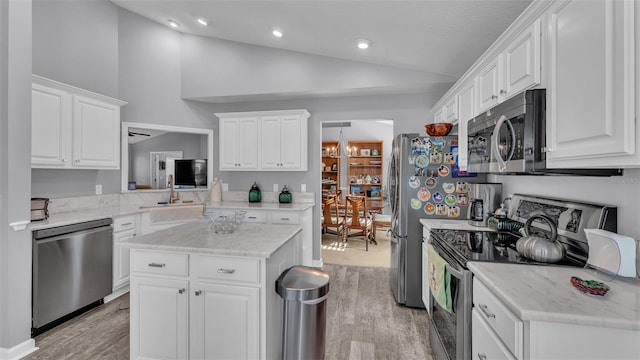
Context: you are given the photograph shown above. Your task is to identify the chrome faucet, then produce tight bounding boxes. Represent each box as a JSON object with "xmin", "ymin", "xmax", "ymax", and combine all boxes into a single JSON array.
[{"xmin": 167, "ymin": 174, "xmax": 179, "ymax": 204}]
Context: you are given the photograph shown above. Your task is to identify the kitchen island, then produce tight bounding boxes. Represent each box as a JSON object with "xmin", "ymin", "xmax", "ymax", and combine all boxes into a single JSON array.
[
  {"xmin": 469, "ymin": 262, "xmax": 640, "ymax": 359},
  {"xmin": 121, "ymin": 221, "xmax": 303, "ymax": 360}
]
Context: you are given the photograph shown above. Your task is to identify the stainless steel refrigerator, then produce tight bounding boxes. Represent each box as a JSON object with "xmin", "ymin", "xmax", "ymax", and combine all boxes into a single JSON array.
[{"xmin": 388, "ymin": 133, "xmax": 483, "ymax": 307}]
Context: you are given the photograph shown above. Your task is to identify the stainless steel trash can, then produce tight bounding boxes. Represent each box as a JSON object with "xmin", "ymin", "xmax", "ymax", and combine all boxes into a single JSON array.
[{"xmin": 276, "ymin": 266, "xmax": 330, "ymax": 360}]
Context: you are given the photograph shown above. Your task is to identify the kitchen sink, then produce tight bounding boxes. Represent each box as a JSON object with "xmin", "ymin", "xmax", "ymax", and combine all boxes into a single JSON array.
[{"xmin": 141, "ymin": 203, "xmax": 204, "ymax": 223}]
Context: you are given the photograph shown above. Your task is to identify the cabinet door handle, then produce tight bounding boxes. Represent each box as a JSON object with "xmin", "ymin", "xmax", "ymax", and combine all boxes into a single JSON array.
[
  {"xmin": 195, "ymin": 290, "xmax": 202, "ymax": 296},
  {"xmin": 500, "ymin": 89, "xmax": 506, "ymax": 94},
  {"xmin": 217, "ymin": 268, "xmax": 236, "ymax": 274},
  {"xmin": 120, "ymin": 222, "xmax": 132, "ymax": 227},
  {"xmin": 477, "ymin": 353, "xmax": 487, "ymax": 360},
  {"xmin": 178, "ymin": 288, "xmax": 185, "ymax": 294},
  {"xmin": 478, "ymin": 304, "xmax": 496, "ymax": 318},
  {"xmin": 491, "ymin": 95, "xmax": 498, "ymax": 100},
  {"xmin": 148, "ymin": 263, "xmax": 166, "ymax": 268},
  {"xmin": 280, "ymin": 218, "xmax": 290, "ymax": 221},
  {"xmin": 61, "ymin": 158, "xmax": 67, "ymax": 163}
]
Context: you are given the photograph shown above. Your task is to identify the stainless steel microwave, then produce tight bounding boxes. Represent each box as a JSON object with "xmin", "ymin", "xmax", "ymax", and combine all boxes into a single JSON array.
[{"xmin": 467, "ymin": 89, "xmax": 622, "ymax": 176}]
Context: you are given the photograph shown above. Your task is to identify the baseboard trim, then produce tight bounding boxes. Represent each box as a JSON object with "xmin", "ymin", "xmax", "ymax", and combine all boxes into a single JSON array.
[
  {"xmin": 104, "ymin": 285, "xmax": 129, "ymax": 303},
  {"xmin": 313, "ymin": 259, "xmax": 324, "ymax": 267},
  {"xmin": 0, "ymin": 339, "xmax": 37, "ymax": 360}
]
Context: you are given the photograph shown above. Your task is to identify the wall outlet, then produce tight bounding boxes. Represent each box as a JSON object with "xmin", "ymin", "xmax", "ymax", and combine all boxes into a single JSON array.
[
  {"xmin": 95, "ymin": 184, "xmax": 102, "ymax": 195},
  {"xmin": 273, "ymin": 184, "xmax": 278, "ymax": 192},
  {"xmin": 222, "ymin": 183, "xmax": 229, "ymax": 191},
  {"xmin": 301, "ymin": 184, "xmax": 306, "ymax": 192}
]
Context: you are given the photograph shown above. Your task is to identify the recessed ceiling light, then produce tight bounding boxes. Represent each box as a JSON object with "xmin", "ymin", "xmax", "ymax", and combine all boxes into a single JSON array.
[
  {"xmin": 195, "ymin": 16, "xmax": 209, "ymax": 26},
  {"xmin": 357, "ymin": 38, "xmax": 371, "ymax": 50},
  {"xmin": 272, "ymin": 27, "xmax": 283, "ymax": 38},
  {"xmin": 168, "ymin": 20, "xmax": 179, "ymax": 28}
]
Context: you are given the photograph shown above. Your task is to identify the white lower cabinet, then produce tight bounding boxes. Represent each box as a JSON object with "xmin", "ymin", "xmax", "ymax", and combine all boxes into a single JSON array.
[
  {"xmin": 472, "ymin": 277, "xmax": 640, "ymax": 360},
  {"xmin": 112, "ymin": 214, "xmax": 139, "ymax": 292},
  {"xmin": 421, "ymin": 242, "xmax": 430, "ymax": 315},
  {"xmin": 130, "ymin": 276, "xmax": 189, "ymax": 360},
  {"xmin": 190, "ymin": 282, "xmax": 259, "ymax": 359},
  {"xmin": 130, "ymin": 233, "xmax": 297, "ymax": 360}
]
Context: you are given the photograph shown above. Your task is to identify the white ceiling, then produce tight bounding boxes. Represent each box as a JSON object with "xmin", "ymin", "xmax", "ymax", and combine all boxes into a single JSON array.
[{"xmin": 111, "ymin": 0, "xmax": 532, "ymax": 78}]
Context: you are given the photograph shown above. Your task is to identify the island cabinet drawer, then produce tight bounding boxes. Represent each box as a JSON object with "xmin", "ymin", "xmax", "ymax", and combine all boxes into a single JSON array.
[
  {"xmin": 243, "ymin": 211, "xmax": 267, "ymax": 224},
  {"xmin": 114, "ymin": 214, "xmax": 136, "ymax": 232},
  {"xmin": 270, "ymin": 212, "xmax": 300, "ymax": 225},
  {"xmin": 131, "ymin": 250, "xmax": 189, "ymax": 277},
  {"xmin": 196, "ymin": 256, "xmax": 260, "ymax": 284},
  {"xmin": 473, "ymin": 278, "xmax": 523, "ymax": 358}
]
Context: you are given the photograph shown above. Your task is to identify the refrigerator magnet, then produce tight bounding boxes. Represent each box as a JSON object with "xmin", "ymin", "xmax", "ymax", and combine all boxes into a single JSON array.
[
  {"xmin": 435, "ymin": 204, "xmax": 447, "ymax": 216},
  {"xmin": 425, "ymin": 177, "xmax": 437, "ymax": 189},
  {"xmin": 444, "ymin": 152, "xmax": 456, "ymax": 165},
  {"xmin": 415, "ymin": 155, "xmax": 429, "ymax": 168},
  {"xmin": 457, "ymin": 194, "xmax": 469, "ymax": 206},
  {"xmin": 409, "ymin": 176, "xmax": 421, "ymax": 188},
  {"xmin": 448, "ymin": 206, "xmax": 461, "ymax": 217},
  {"xmin": 430, "ymin": 151, "xmax": 443, "ymax": 164},
  {"xmin": 438, "ymin": 165, "xmax": 450, "ymax": 177},
  {"xmin": 432, "ymin": 192, "xmax": 444, "ymax": 204},
  {"xmin": 410, "ymin": 198, "xmax": 422, "ymax": 210},
  {"xmin": 445, "ymin": 195, "xmax": 456, "ymax": 206},
  {"xmin": 442, "ymin": 182, "xmax": 455, "ymax": 193},
  {"xmin": 418, "ymin": 188, "xmax": 431, "ymax": 202},
  {"xmin": 456, "ymin": 181, "xmax": 470, "ymax": 193},
  {"xmin": 424, "ymin": 202, "xmax": 436, "ymax": 215}
]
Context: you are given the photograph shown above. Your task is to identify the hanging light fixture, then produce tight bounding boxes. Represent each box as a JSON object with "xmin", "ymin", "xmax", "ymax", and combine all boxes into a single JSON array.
[{"xmin": 329, "ymin": 127, "xmax": 356, "ymax": 158}]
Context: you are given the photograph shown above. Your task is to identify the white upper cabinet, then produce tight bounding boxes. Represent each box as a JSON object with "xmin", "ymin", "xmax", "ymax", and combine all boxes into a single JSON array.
[
  {"xmin": 478, "ymin": 19, "xmax": 541, "ymax": 114},
  {"xmin": 545, "ymin": 0, "xmax": 637, "ymax": 167},
  {"xmin": 217, "ymin": 109, "xmax": 309, "ymax": 171},
  {"xmin": 504, "ymin": 19, "xmax": 541, "ymax": 99},
  {"xmin": 31, "ymin": 75, "xmax": 126, "ymax": 169},
  {"xmin": 218, "ymin": 117, "xmax": 259, "ymax": 170},
  {"xmin": 457, "ymin": 80, "xmax": 476, "ymax": 171},
  {"xmin": 433, "ymin": 108, "xmax": 445, "ymax": 123},
  {"xmin": 477, "ymin": 56, "xmax": 503, "ymax": 113}
]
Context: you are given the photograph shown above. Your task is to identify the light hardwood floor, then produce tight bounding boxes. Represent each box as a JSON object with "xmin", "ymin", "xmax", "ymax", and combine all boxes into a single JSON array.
[{"xmin": 24, "ymin": 265, "xmax": 431, "ymax": 360}]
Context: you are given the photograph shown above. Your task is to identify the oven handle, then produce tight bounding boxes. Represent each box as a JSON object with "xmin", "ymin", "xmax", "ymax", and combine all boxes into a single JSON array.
[{"xmin": 444, "ymin": 262, "xmax": 464, "ymax": 280}]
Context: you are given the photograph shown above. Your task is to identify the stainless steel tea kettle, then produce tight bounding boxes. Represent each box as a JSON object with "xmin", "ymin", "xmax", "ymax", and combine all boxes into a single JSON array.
[{"xmin": 516, "ymin": 214, "xmax": 566, "ymax": 263}]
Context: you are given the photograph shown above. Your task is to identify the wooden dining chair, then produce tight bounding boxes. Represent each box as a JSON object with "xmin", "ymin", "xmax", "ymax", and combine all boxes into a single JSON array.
[
  {"xmin": 343, "ymin": 196, "xmax": 374, "ymax": 250},
  {"xmin": 322, "ymin": 195, "xmax": 344, "ymax": 242}
]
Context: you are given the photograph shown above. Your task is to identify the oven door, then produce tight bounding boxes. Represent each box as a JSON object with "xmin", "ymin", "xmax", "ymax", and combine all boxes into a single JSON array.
[{"xmin": 428, "ymin": 241, "xmax": 473, "ymax": 360}]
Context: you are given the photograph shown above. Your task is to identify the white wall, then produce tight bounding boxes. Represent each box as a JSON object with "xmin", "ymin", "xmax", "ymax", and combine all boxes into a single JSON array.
[
  {"xmin": 491, "ymin": 170, "xmax": 640, "ymax": 240},
  {"xmin": 0, "ymin": 0, "xmax": 33, "ymax": 353}
]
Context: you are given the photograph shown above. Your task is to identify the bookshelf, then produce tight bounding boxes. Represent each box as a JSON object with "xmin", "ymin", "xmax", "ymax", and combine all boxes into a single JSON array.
[
  {"xmin": 347, "ymin": 140, "xmax": 383, "ymax": 200},
  {"xmin": 321, "ymin": 141, "xmax": 340, "ymax": 199}
]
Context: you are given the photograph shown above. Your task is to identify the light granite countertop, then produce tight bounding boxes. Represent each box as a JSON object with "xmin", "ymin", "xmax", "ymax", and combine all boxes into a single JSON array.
[
  {"xmin": 204, "ymin": 201, "xmax": 314, "ymax": 211},
  {"xmin": 120, "ymin": 221, "xmax": 302, "ymax": 258},
  {"xmin": 30, "ymin": 204, "xmax": 146, "ymax": 231},
  {"xmin": 469, "ymin": 262, "xmax": 640, "ymax": 331},
  {"xmin": 419, "ymin": 218, "xmax": 494, "ymax": 232}
]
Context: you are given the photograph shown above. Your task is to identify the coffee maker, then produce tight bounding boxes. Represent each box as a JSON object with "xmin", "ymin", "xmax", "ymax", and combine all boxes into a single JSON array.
[{"xmin": 467, "ymin": 183, "xmax": 502, "ymax": 226}]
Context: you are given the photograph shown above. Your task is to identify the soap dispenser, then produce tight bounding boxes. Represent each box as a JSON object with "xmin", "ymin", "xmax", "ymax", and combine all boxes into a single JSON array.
[
  {"xmin": 279, "ymin": 185, "xmax": 292, "ymax": 204},
  {"xmin": 249, "ymin": 182, "xmax": 262, "ymax": 203}
]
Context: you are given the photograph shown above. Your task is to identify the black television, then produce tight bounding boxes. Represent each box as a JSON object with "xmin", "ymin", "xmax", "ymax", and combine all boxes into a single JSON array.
[{"xmin": 174, "ymin": 159, "xmax": 207, "ymax": 187}]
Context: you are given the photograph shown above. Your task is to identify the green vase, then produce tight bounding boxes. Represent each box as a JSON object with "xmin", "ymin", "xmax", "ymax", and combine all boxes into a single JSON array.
[
  {"xmin": 249, "ymin": 182, "xmax": 261, "ymax": 203},
  {"xmin": 279, "ymin": 186, "xmax": 292, "ymax": 204}
]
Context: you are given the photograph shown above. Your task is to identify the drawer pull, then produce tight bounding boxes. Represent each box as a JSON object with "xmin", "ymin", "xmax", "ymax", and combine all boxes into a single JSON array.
[
  {"xmin": 477, "ymin": 353, "xmax": 487, "ymax": 360},
  {"xmin": 248, "ymin": 216, "xmax": 257, "ymax": 219},
  {"xmin": 195, "ymin": 290, "xmax": 202, "ymax": 296},
  {"xmin": 178, "ymin": 288, "xmax": 185, "ymax": 294},
  {"xmin": 217, "ymin": 268, "xmax": 236, "ymax": 274},
  {"xmin": 148, "ymin": 263, "xmax": 166, "ymax": 268},
  {"xmin": 478, "ymin": 304, "xmax": 496, "ymax": 318},
  {"xmin": 280, "ymin": 218, "xmax": 290, "ymax": 221},
  {"xmin": 120, "ymin": 222, "xmax": 132, "ymax": 226}
]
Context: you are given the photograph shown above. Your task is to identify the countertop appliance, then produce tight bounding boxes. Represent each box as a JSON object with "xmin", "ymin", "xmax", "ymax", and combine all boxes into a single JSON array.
[
  {"xmin": 426, "ymin": 194, "xmax": 617, "ymax": 360},
  {"xmin": 388, "ymin": 133, "xmax": 485, "ymax": 308},
  {"xmin": 467, "ymin": 183, "xmax": 501, "ymax": 227},
  {"xmin": 467, "ymin": 89, "xmax": 622, "ymax": 176},
  {"xmin": 32, "ymin": 218, "xmax": 113, "ymax": 335}
]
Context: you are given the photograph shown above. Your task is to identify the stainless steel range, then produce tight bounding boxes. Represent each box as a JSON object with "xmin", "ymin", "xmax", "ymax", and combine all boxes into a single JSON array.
[{"xmin": 425, "ymin": 194, "xmax": 617, "ymax": 360}]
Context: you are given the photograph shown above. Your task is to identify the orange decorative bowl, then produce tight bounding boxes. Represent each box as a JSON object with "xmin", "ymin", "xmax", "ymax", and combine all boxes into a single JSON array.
[{"xmin": 425, "ymin": 122, "xmax": 453, "ymax": 136}]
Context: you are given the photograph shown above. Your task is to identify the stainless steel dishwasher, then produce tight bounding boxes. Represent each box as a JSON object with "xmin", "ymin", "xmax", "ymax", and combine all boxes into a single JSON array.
[{"xmin": 32, "ymin": 218, "xmax": 113, "ymax": 334}]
